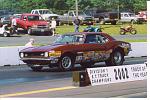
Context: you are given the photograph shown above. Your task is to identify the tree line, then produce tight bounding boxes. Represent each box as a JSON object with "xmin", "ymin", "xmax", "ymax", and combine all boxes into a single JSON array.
[{"xmin": 0, "ymin": 0, "xmax": 147, "ymax": 14}]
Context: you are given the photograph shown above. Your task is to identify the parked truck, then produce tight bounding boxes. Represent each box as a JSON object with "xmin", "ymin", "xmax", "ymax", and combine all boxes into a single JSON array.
[
  {"xmin": 31, "ymin": 9, "xmax": 60, "ymax": 26},
  {"xmin": 16, "ymin": 13, "xmax": 52, "ymax": 35},
  {"xmin": 59, "ymin": 10, "xmax": 94, "ymax": 25},
  {"xmin": 85, "ymin": 9, "xmax": 120, "ymax": 25},
  {"xmin": 120, "ymin": 12, "xmax": 145, "ymax": 24}
]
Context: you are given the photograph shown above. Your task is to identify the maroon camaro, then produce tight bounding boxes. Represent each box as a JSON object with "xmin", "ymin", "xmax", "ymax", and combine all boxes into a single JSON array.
[{"xmin": 19, "ymin": 32, "xmax": 131, "ymax": 71}]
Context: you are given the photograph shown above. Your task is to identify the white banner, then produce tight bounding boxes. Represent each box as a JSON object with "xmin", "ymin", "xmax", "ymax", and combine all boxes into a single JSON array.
[{"xmin": 87, "ymin": 64, "xmax": 147, "ymax": 86}]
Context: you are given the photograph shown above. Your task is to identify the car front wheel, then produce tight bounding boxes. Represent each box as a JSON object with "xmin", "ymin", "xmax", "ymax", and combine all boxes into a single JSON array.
[
  {"xmin": 105, "ymin": 50, "xmax": 124, "ymax": 66},
  {"xmin": 59, "ymin": 55, "xmax": 75, "ymax": 71}
]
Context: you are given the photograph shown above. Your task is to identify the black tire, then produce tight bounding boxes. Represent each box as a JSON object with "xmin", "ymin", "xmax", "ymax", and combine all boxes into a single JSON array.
[
  {"xmin": 80, "ymin": 62, "xmax": 95, "ymax": 68},
  {"xmin": 3, "ymin": 32, "xmax": 9, "ymax": 37},
  {"xmin": 130, "ymin": 29, "xmax": 137, "ymax": 35},
  {"xmin": 29, "ymin": 65, "xmax": 43, "ymax": 72},
  {"xmin": 27, "ymin": 27, "xmax": 32, "ymax": 35},
  {"xmin": 111, "ymin": 21, "xmax": 116, "ymax": 25},
  {"xmin": 105, "ymin": 50, "xmax": 124, "ymax": 66},
  {"xmin": 120, "ymin": 29, "xmax": 125, "ymax": 35},
  {"xmin": 99, "ymin": 18, "xmax": 105, "ymax": 24},
  {"xmin": 58, "ymin": 55, "xmax": 75, "ymax": 71},
  {"xmin": 131, "ymin": 19, "xmax": 135, "ymax": 24}
]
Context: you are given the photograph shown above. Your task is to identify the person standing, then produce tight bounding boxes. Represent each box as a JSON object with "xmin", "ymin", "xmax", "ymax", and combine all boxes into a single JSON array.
[
  {"xmin": 11, "ymin": 17, "xmax": 18, "ymax": 34},
  {"xmin": 51, "ymin": 18, "xmax": 56, "ymax": 36},
  {"xmin": 73, "ymin": 17, "xmax": 80, "ymax": 32},
  {"xmin": 25, "ymin": 38, "xmax": 35, "ymax": 47}
]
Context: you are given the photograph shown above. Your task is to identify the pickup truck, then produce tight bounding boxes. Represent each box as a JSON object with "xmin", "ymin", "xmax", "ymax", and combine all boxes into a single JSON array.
[
  {"xmin": 16, "ymin": 13, "xmax": 52, "ymax": 35},
  {"xmin": 120, "ymin": 12, "xmax": 144, "ymax": 24},
  {"xmin": 31, "ymin": 9, "xmax": 60, "ymax": 26},
  {"xmin": 85, "ymin": 9, "xmax": 119, "ymax": 25},
  {"xmin": 59, "ymin": 10, "xmax": 94, "ymax": 25}
]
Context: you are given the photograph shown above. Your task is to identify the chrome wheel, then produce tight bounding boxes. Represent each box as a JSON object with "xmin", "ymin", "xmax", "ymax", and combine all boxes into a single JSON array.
[
  {"xmin": 59, "ymin": 55, "xmax": 75, "ymax": 71},
  {"xmin": 113, "ymin": 51, "xmax": 122, "ymax": 65},
  {"xmin": 61, "ymin": 56, "xmax": 72, "ymax": 69},
  {"xmin": 105, "ymin": 50, "xmax": 124, "ymax": 66}
]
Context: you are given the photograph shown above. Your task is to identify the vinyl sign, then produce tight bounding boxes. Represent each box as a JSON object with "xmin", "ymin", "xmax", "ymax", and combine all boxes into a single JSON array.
[{"xmin": 87, "ymin": 64, "xmax": 147, "ymax": 86}]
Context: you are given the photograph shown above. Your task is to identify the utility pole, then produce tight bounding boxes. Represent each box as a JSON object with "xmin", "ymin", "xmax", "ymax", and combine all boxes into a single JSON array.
[
  {"xmin": 75, "ymin": 0, "xmax": 78, "ymax": 17},
  {"xmin": 118, "ymin": 0, "xmax": 120, "ymax": 20}
]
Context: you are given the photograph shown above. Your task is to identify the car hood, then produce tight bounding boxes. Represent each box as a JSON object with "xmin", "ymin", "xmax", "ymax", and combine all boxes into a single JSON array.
[
  {"xmin": 42, "ymin": 14, "xmax": 59, "ymax": 17},
  {"xmin": 21, "ymin": 43, "xmax": 64, "ymax": 52}
]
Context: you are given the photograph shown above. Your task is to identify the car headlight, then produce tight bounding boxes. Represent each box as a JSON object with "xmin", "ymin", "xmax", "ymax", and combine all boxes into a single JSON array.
[
  {"xmin": 44, "ymin": 52, "xmax": 49, "ymax": 57},
  {"xmin": 20, "ymin": 53, "xmax": 24, "ymax": 58}
]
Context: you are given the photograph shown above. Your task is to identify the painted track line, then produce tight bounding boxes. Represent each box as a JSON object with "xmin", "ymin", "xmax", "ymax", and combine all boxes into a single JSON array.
[{"xmin": 0, "ymin": 86, "xmax": 77, "ymax": 98}]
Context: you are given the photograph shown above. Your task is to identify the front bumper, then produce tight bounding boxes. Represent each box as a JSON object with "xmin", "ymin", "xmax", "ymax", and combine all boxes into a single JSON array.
[
  {"xmin": 30, "ymin": 28, "xmax": 52, "ymax": 35},
  {"xmin": 21, "ymin": 57, "xmax": 59, "ymax": 65}
]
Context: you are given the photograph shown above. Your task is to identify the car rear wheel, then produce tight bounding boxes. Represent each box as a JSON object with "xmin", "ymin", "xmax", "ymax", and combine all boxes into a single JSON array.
[
  {"xmin": 59, "ymin": 55, "xmax": 75, "ymax": 71},
  {"xmin": 105, "ymin": 50, "xmax": 124, "ymax": 66}
]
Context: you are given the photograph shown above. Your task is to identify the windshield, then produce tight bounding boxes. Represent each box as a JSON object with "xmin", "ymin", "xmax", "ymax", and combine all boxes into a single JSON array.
[
  {"xmin": 28, "ymin": 15, "xmax": 44, "ymax": 21},
  {"xmin": 55, "ymin": 34, "xmax": 84, "ymax": 44},
  {"xmin": 129, "ymin": 13, "xmax": 135, "ymax": 17},
  {"xmin": 39, "ymin": 10, "xmax": 53, "ymax": 14}
]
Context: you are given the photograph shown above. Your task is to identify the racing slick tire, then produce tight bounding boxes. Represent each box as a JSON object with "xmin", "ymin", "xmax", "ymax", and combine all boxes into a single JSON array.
[
  {"xmin": 105, "ymin": 50, "xmax": 124, "ymax": 66},
  {"xmin": 58, "ymin": 54, "xmax": 75, "ymax": 71},
  {"xmin": 28, "ymin": 65, "xmax": 43, "ymax": 72}
]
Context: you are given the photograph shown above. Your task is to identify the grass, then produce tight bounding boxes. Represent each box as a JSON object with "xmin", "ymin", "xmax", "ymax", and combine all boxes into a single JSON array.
[
  {"xmin": 56, "ymin": 23, "xmax": 147, "ymax": 36},
  {"xmin": 122, "ymin": 39, "xmax": 147, "ymax": 42}
]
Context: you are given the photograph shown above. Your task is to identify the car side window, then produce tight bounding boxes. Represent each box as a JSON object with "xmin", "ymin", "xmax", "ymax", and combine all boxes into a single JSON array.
[
  {"xmin": 34, "ymin": 11, "xmax": 39, "ymax": 14},
  {"xmin": 124, "ymin": 14, "xmax": 129, "ymax": 17},
  {"xmin": 96, "ymin": 35, "xmax": 109, "ymax": 44},
  {"xmin": 85, "ymin": 34, "xmax": 97, "ymax": 44}
]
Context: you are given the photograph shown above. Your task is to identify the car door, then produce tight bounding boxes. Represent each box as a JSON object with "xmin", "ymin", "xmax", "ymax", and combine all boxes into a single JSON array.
[
  {"xmin": 83, "ymin": 34, "xmax": 110, "ymax": 61},
  {"xmin": 121, "ymin": 13, "xmax": 130, "ymax": 22}
]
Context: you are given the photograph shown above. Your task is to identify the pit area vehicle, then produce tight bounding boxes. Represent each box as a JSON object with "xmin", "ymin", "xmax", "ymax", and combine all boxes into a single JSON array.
[
  {"xmin": 16, "ymin": 13, "xmax": 52, "ymax": 35},
  {"xmin": 85, "ymin": 9, "xmax": 120, "ymax": 25},
  {"xmin": 83, "ymin": 25, "xmax": 102, "ymax": 32},
  {"xmin": 120, "ymin": 12, "xmax": 144, "ymax": 24},
  {"xmin": 120, "ymin": 25, "xmax": 137, "ymax": 35},
  {"xmin": 0, "ymin": 24, "xmax": 12, "ymax": 37},
  {"xmin": 31, "ymin": 9, "xmax": 60, "ymax": 26},
  {"xmin": 59, "ymin": 10, "xmax": 94, "ymax": 25},
  {"xmin": 20, "ymin": 32, "xmax": 131, "ymax": 71}
]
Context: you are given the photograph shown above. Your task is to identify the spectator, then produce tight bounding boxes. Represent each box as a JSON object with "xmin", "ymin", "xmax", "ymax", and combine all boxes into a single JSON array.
[
  {"xmin": 51, "ymin": 18, "xmax": 56, "ymax": 36},
  {"xmin": 73, "ymin": 17, "xmax": 80, "ymax": 32},
  {"xmin": 11, "ymin": 17, "xmax": 17, "ymax": 34},
  {"xmin": 25, "ymin": 38, "xmax": 35, "ymax": 47}
]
